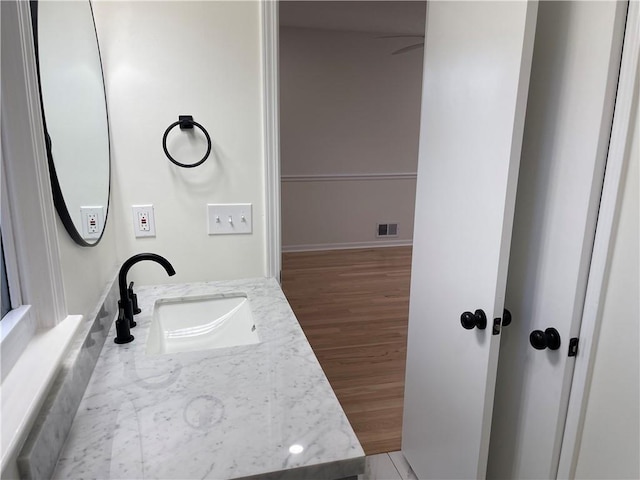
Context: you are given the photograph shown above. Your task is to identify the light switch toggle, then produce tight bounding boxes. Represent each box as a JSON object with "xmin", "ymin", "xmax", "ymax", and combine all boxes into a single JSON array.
[{"xmin": 207, "ymin": 204, "xmax": 252, "ymax": 235}]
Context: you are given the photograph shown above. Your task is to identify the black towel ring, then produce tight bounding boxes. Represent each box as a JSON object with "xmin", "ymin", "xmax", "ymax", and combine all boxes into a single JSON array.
[{"xmin": 162, "ymin": 115, "xmax": 212, "ymax": 168}]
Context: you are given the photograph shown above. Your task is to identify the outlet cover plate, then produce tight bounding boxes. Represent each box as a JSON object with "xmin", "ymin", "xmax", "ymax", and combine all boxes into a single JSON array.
[
  {"xmin": 207, "ymin": 204, "xmax": 252, "ymax": 235},
  {"xmin": 132, "ymin": 205, "xmax": 156, "ymax": 238},
  {"xmin": 80, "ymin": 206, "xmax": 104, "ymax": 239}
]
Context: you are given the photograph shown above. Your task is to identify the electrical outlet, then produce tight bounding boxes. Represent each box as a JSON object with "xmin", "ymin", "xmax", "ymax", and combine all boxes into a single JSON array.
[
  {"xmin": 80, "ymin": 206, "xmax": 104, "ymax": 239},
  {"xmin": 138, "ymin": 211, "xmax": 150, "ymax": 231},
  {"xmin": 87, "ymin": 214, "xmax": 99, "ymax": 234},
  {"xmin": 207, "ymin": 204, "xmax": 252, "ymax": 235},
  {"xmin": 132, "ymin": 205, "xmax": 156, "ymax": 238}
]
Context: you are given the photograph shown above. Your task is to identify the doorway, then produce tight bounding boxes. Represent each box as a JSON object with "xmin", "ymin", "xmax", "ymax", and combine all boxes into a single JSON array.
[
  {"xmin": 268, "ymin": 2, "xmax": 632, "ymax": 476},
  {"xmin": 278, "ymin": 1, "xmax": 426, "ymax": 455}
]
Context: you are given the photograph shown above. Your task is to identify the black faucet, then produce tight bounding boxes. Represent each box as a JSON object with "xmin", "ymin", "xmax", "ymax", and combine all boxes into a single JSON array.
[{"xmin": 115, "ymin": 253, "xmax": 176, "ymax": 344}]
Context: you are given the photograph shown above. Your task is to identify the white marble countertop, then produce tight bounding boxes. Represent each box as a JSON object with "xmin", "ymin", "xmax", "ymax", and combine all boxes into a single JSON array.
[{"xmin": 52, "ymin": 278, "xmax": 364, "ymax": 480}]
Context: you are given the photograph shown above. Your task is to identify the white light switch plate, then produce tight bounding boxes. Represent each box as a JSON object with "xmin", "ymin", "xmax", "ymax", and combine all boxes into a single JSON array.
[
  {"xmin": 132, "ymin": 205, "xmax": 156, "ymax": 238},
  {"xmin": 80, "ymin": 206, "xmax": 104, "ymax": 240},
  {"xmin": 207, "ymin": 204, "xmax": 252, "ymax": 235}
]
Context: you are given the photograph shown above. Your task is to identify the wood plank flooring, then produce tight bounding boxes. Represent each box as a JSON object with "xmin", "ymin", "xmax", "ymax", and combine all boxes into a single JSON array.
[{"xmin": 281, "ymin": 247, "xmax": 412, "ymax": 455}]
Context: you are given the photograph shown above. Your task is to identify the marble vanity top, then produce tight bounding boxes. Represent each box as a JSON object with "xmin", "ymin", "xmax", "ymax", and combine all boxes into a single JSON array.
[{"xmin": 52, "ymin": 278, "xmax": 364, "ymax": 479}]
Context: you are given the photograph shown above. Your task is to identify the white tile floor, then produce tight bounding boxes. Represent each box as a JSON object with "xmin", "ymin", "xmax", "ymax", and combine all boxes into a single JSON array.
[{"xmin": 358, "ymin": 451, "xmax": 418, "ymax": 480}]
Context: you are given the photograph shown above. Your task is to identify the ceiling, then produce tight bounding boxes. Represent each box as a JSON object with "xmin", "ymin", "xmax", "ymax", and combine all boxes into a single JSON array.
[{"xmin": 279, "ymin": 1, "xmax": 427, "ymax": 36}]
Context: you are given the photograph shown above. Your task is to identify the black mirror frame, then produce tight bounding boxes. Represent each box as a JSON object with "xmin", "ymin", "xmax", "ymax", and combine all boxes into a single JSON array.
[{"xmin": 29, "ymin": 0, "xmax": 112, "ymax": 247}]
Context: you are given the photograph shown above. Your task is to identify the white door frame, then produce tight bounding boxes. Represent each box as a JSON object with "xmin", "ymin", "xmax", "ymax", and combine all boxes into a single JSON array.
[
  {"xmin": 557, "ymin": 2, "xmax": 639, "ymax": 477},
  {"xmin": 262, "ymin": 0, "xmax": 281, "ymax": 281},
  {"xmin": 260, "ymin": 0, "xmax": 640, "ymax": 474}
]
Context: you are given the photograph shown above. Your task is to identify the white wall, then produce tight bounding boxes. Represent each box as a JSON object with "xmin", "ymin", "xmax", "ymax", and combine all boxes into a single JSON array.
[
  {"xmin": 57, "ymin": 216, "xmax": 118, "ymax": 320},
  {"xmin": 280, "ymin": 26, "xmax": 422, "ymax": 250},
  {"xmin": 91, "ymin": 1, "xmax": 266, "ymax": 285},
  {"xmin": 575, "ymin": 87, "xmax": 639, "ymax": 480}
]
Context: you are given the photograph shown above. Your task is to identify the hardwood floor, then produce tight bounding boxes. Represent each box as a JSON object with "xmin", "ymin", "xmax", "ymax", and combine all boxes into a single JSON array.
[{"xmin": 281, "ymin": 247, "xmax": 412, "ymax": 455}]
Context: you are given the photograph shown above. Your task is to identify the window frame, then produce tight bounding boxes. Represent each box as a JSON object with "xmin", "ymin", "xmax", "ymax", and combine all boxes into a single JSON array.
[
  {"xmin": 1, "ymin": 0, "xmax": 67, "ymax": 330},
  {"xmin": 1, "ymin": 152, "xmax": 24, "ymax": 314},
  {"xmin": 1, "ymin": 0, "xmax": 75, "ymax": 474}
]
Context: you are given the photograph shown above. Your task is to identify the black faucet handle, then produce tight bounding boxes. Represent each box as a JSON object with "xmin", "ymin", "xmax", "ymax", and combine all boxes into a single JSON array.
[
  {"xmin": 114, "ymin": 303, "xmax": 134, "ymax": 344},
  {"xmin": 128, "ymin": 281, "xmax": 142, "ymax": 315}
]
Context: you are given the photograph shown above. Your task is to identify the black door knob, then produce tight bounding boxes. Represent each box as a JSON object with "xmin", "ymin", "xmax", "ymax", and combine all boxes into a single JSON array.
[
  {"xmin": 529, "ymin": 327, "xmax": 561, "ymax": 350},
  {"xmin": 461, "ymin": 309, "xmax": 487, "ymax": 330},
  {"xmin": 502, "ymin": 308, "xmax": 512, "ymax": 327}
]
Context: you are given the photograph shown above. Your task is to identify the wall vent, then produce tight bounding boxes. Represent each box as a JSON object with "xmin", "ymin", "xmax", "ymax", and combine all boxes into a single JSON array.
[{"xmin": 377, "ymin": 223, "xmax": 398, "ymax": 237}]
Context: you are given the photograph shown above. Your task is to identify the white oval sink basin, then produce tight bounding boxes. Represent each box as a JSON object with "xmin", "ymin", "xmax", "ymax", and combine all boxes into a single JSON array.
[{"xmin": 145, "ymin": 294, "xmax": 259, "ymax": 355}]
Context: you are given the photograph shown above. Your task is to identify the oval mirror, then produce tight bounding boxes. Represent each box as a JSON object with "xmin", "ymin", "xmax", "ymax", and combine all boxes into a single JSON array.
[{"xmin": 30, "ymin": 0, "xmax": 111, "ymax": 246}]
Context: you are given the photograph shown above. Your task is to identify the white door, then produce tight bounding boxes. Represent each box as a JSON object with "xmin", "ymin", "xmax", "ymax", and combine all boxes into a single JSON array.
[
  {"xmin": 487, "ymin": 2, "xmax": 627, "ymax": 478},
  {"xmin": 402, "ymin": 2, "xmax": 537, "ymax": 479}
]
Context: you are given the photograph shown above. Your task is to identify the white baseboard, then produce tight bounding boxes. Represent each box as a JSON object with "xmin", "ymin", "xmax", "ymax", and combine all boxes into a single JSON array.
[{"xmin": 282, "ymin": 239, "xmax": 413, "ymax": 253}]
